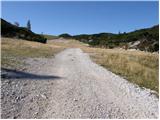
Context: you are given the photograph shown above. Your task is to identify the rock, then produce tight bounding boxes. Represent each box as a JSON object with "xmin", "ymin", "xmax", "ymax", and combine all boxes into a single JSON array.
[
  {"xmin": 74, "ymin": 99, "xmax": 78, "ymax": 102},
  {"xmin": 40, "ymin": 94, "xmax": 47, "ymax": 99},
  {"xmin": 16, "ymin": 96, "xmax": 21, "ymax": 102}
]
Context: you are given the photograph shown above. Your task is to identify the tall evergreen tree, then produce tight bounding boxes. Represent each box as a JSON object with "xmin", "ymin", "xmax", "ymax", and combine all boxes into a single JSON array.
[
  {"xmin": 27, "ymin": 20, "xmax": 31, "ymax": 30},
  {"xmin": 14, "ymin": 22, "xmax": 19, "ymax": 27}
]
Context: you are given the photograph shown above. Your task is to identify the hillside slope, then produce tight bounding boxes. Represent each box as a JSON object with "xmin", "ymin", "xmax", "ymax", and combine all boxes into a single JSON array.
[
  {"xmin": 60, "ymin": 25, "xmax": 159, "ymax": 52},
  {"xmin": 1, "ymin": 19, "xmax": 47, "ymax": 43}
]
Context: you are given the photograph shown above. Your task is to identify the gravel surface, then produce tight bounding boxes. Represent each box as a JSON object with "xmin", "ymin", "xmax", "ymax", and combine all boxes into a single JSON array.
[{"xmin": 1, "ymin": 48, "xmax": 159, "ymax": 119}]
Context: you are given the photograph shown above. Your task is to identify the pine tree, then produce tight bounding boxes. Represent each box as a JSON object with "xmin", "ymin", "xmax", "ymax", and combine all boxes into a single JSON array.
[
  {"xmin": 14, "ymin": 22, "xmax": 19, "ymax": 27},
  {"xmin": 27, "ymin": 20, "xmax": 31, "ymax": 30}
]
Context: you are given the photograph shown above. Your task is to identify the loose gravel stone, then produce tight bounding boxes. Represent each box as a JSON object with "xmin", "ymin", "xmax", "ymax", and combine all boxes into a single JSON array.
[{"xmin": 1, "ymin": 48, "xmax": 158, "ymax": 119}]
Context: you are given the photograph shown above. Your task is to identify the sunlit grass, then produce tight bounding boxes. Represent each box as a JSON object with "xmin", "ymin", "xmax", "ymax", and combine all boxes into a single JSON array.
[
  {"xmin": 82, "ymin": 47, "xmax": 159, "ymax": 92},
  {"xmin": 1, "ymin": 37, "xmax": 65, "ymax": 68}
]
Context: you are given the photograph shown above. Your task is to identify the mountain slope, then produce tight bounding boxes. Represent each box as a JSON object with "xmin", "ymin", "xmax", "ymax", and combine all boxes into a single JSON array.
[
  {"xmin": 1, "ymin": 19, "xmax": 47, "ymax": 43},
  {"xmin": 59, "ymin": 25, "xmax": 159, "ymax": 52}
]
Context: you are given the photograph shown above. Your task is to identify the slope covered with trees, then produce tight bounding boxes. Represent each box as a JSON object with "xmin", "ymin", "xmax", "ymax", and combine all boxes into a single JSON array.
[
  {"xmin": 1, "ymin": 19, "xmax": 47, "ymax": 43},
  {"xmin": 59, "ymin": 25, "xmax": 159, "ymax": 52}
]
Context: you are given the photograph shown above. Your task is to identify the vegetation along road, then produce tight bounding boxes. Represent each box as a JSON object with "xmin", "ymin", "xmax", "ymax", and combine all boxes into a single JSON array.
[{"xmin": 1, "ymin": 38, "xmax": 158, "ymax": 119}]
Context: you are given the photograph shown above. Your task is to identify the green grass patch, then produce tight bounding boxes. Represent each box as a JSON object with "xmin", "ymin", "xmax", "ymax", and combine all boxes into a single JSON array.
[{"xmin": 43, "ymin": 34, "xmax": 58, "ymax": 40}]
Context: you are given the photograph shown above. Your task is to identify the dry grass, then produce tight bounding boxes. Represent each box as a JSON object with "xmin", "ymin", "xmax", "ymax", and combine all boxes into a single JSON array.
[
  {"xmin": 1, "ymin": 37, "xmax": 65, "ymax": 69},
  {"xmin": 82, "ymin": 47, "xmax": 159, "ymax": 92}
]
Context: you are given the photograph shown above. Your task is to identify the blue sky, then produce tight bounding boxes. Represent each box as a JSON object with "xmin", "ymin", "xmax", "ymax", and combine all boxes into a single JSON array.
[{"xmin": 2, "ymin": 1, "xmax": 159, "ymax": 35}]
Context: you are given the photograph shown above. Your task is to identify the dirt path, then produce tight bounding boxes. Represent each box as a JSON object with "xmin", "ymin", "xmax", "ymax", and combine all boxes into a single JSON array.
[{"xmin": 1, "ymin": 48, "xmax": 158, "ymax": 119}]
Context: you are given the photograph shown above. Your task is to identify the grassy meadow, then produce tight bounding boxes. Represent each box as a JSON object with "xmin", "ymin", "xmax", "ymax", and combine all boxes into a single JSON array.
[
  {"xmin": 1, "ymin": 37, "xmax": 65, "ymax": 69},
  {"xmin": 43, "ymin": 34, "xmax": 59, "ymax": 40},
  {"xmin": 82, "ymin": 47, "xmax": 159, "ymax": 92}
]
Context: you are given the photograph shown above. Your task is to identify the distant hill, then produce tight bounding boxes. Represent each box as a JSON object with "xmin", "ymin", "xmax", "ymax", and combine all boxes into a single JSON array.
[
  {"xmin": 59, "ymin": 33, "xmax": 72, "ymax": 39},
  {"xmin": 42, "ymin": 34, "xmax": 58, "ymax": 40},
  {"xmin": 1, "ymin": 19, "xmax": 47, "ymax": 43},
  {"xmin": 59, "ymin": 25, "xmax": 159, "ymax": 52}
]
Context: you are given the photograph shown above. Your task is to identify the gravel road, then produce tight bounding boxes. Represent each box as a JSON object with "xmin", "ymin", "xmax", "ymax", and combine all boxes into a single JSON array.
[{"xmin": 1, "ymin": 48, "xmax": 159, "ymax": 119}]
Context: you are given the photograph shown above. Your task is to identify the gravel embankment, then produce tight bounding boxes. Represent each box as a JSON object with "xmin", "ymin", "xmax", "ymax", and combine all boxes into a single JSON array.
[{"xmin": 1, "ymin": 48, "xmax": 159, "ymax": 119}]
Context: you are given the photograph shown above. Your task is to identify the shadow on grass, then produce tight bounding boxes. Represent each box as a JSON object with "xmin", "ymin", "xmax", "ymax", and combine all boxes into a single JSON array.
[{"xmin": 1, "ymin": 68, "xmax": 61, "ymax": 80}]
